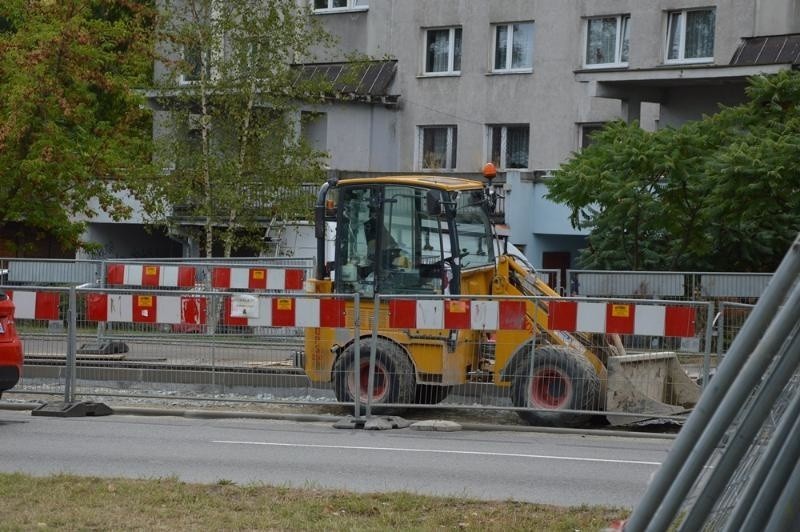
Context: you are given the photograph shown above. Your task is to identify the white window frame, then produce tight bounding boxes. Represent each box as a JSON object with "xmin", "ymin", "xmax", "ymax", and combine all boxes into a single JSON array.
[
  {"xmin": 417, "ymin": 126, "xmax": 457, "ymax": 171},
  {"xmin": 491, "ymin": 22, "xmax": 534, "ymax": 73},
  {"xmin": 583, "ymin": 14, "xmax": 630, "ymax": 68},
  {"xmin": 665, "ymin": 8, "xmax": 715, "ymax": 64},
  {"xmin": 486, "ymin": 124, "xmax": 530, "ymax": 170},
  {"xmin": 312, "ymin": 0, "xmax": 368, "ymax": 14},
  {"xmin": 422, "ymin": 27, "xmax": 462, "ymax": 76}
]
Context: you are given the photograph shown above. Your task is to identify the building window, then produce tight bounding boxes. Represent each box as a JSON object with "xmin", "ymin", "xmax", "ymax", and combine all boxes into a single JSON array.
[
  {"xmin": 424, "ymin": 27, "xmax": 462, "ymax": 75},
  {"xmin": 488, "ymin": 125, "xmax": 529, "ymax": 169},
  {"xmin": 181, "ymin": 44, "xmax": 211, "ymax": 84},
  {"xmin": 584, "ymin": 15, "xmax": 630, "ymax": 67},
  {"xmin": 492, "ymin": 22, "xmax": 534, "ymax": 72},
  {"xmin": 579, "ymin": 123, "xmax": 605, "ymax": 149},
  {"xmin": 313, "ymin": 0, "xmax": 367, "ymax": 12},
  {"xmin": 666, "ymin": 8, "xmax": 715, "ymax": 63},
  {"xmin": 419, "ymin": 126, "xmax": 457, "ymax": 170}
]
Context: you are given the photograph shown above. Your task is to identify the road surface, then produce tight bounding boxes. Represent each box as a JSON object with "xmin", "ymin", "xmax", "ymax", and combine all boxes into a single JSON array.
[{"xmin": 0, "ymin": 409, "xmax": 668, "ymax": 507}]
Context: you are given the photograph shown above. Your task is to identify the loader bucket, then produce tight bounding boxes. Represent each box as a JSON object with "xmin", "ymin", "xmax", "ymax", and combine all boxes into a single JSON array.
[{"xmin": 605, "ymin": 352, "xmax": 701, "ymax": 425}]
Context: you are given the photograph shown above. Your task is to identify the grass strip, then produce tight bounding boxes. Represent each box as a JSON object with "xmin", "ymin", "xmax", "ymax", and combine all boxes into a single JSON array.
[{"xmin": 0, "ymin": 472, "xmax": 628, "ymax": 530}]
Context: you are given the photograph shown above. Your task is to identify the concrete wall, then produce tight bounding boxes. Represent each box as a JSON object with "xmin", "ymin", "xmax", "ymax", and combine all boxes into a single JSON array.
[
  {"xmin": 301, "ymin": 103, "xmax": 399, "ymax": 172},
  {"xmin": 504, "ymin": 172, "xmax": 588, "ymax": 268},
  {"xmin": 755, "ymin": 0, "xmax": 800, "ymax": 35},
  {"xmin": 659, "ymin": 84, "xmax": 751, "ymax": 127}
]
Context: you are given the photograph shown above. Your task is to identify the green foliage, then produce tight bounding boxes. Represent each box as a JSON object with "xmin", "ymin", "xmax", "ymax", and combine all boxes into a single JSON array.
[
  {"xmin": 143, "ymin": 0, "xmax": 341, "ymax": 257},
  {"xmin": 547, "ymin": 70, "xmax": 800, "ymax": 272},
  {"xmin": 0, "ymin": 0, "xmax": 156, "ymax": 253}
]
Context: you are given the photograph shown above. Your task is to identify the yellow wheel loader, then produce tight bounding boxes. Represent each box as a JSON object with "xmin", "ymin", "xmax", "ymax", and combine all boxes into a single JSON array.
[{"xmin": 303, "ymin": 170, "xmax": 700, "ymax": 427}]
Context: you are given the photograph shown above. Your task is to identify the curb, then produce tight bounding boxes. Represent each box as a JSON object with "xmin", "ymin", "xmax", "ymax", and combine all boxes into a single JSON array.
[{"xmin": 0, "ymin": 401, "xmax": 676, "ymax": 439}]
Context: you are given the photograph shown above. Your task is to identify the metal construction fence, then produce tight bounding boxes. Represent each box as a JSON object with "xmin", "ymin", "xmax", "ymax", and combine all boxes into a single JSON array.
[
  {"xmin": 625, "ymin": 234, "xmax": 800, "ymax": 531},
  {"xmin": 0, "ymin": 257, "xmax": 315, "ymax": 290},
  {"xmin": 566, "ymin": 269, "xmax": 771, "ymax": 301},
  {"xmin": 5, "ymin": 282, "xmax": 721, "ymax": 426}
]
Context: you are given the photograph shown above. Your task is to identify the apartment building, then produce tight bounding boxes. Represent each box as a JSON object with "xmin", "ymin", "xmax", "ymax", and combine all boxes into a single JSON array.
[
  {"xmin": 301, "ymin": 0, "xmax": 800, "ymax": 275},
  {"xmin": 80, "ymin": 0, "xmax": 800, "ymax": 266}
]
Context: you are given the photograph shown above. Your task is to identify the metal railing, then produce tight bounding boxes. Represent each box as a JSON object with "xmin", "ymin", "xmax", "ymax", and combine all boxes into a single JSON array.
[
  {"xmin": 566, "ymin": 269, "xmax": 771, "ymax": 301},
  {"xmin": 7, "ymin": 283, "xmax": 716, "ymax": 427}
]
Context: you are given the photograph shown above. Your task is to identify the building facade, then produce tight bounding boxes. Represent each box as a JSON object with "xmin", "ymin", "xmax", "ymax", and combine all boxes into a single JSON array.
[
  {"xmin": 80, "ymin": 0, "xmax": 800, "ymax": 268},
  {"xmin": 303, "ymin": 0, "xmax": 800, "ymax": 275}
]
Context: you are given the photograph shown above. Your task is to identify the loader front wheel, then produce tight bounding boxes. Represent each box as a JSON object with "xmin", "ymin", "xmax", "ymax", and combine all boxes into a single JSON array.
[
  {"xmin": 511, "ymin": 345, "xmax": 601, "ymax": 427},
  {"xmin": 333, "ymin": 339, "xmax": 415, "ymax": 414}
]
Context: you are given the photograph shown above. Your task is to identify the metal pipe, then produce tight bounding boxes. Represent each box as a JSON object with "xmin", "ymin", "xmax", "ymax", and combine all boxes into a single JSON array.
[
  {"xmin": 679, "ymin": 322, "xmax": 800, "ymax": 530},
  {"xmin": 723, "ymin": 370, "xmax": 800, "ymax": 531},
  {"xmin": 645, "ymin": 278, "xmax": 800, "ymax": 531},
  {"xmin": 740, "ymin": 394, "xmax": 800, "ymax": 532},
  {"xmin": 763, "ymin": 456, "xmax": 800, "ymax": 532},
  {"xmin": 626, "ymin": 235, "xmax": 800, "ymax": 531},
  {"xmin": 314, "ymin": 177, "xmax": 337, "ymax": 280}
]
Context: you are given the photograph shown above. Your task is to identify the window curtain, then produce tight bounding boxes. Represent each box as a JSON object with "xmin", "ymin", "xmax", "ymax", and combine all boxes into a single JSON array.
[
  {"xmin": 511, "ymin": 23, "xmax": 533, "ymax": 69},
  {"xmin": 427, "ymin": 30, "xmax": 449, "ymax": 72},
  {"xmin": 453, "ymin": 28, "xmax": 462, "ymax": 71},
  {"xmin": 685, "ymin": 10, "xmax": 715, "ymax": 58},
  {"xmin": 494, "ymin": 25, "xmax": 508, "ymax": 69},
  {"xmin": 505, "ymin": 126, "xmax": 529, "ymax": 169},
  {"xmin": 423, "ymin": 128, "xmax": 448, "ymax": 168},
  {"xmin": 586, "ymin": 18, "xmax": 617, "ymax": 64},
  {"xmin": 620, "ymin": 17, "xmax": 630, "ymax": 63}
]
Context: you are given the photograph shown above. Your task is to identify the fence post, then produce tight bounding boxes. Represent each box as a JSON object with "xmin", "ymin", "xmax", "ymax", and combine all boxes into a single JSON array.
[
  {"xmin": 353, "ymin": 293, "xmax": 361, "ymax": 420},
  {"xmin": 702, "ymin": 302, "xmax": 714, "ymax": 388},
  {"xmin": 365, "ymin": 293, "xmax": 380, "ymax": 419},
  {"xmin": 525, "ymin": 296, "xmax": 539, "ymax": 411},
  {"xmin": 64, "ymin": 286, "xmax": 77, "ymax": 403},
  {"xmin": 717, "ymin": 302, "xmax": 726, "ymax": 360}
]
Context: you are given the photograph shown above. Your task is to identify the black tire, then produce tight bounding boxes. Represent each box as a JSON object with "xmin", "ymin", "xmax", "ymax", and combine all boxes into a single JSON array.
[
  {"xmin": 510, "ymin": 344, "xmax": 601, "ymax": 427},
  {"xmin": 414, "ymin": 384, "xmax": 452, "ymax": 405},
  {"xmin": 333, "ymin": 339, "xmax": 415, "ymax": 414}
]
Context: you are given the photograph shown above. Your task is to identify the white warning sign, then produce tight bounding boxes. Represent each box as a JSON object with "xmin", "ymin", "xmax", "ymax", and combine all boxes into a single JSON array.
[{"xmin": 231, "ymin": 294, "xmax": 259, "ymax": 318}]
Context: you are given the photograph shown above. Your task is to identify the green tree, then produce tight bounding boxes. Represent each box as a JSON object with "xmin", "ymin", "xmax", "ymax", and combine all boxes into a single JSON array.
[
  {"xmin": 0, "ymin": 0, "xmax": 155, "ymax": 254},
  {"xmin": 146, "ymin": 0, "xmax": 340, "ymax": 257},
  {"xmin": 547, "ymin": 71, "xmax": 800, "ymax": 272}
]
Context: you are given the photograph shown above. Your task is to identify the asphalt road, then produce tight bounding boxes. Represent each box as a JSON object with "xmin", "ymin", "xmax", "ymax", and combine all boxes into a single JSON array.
[{"xmin": 0, "ymin": 410, "xmax": 668, "ymax": 508}]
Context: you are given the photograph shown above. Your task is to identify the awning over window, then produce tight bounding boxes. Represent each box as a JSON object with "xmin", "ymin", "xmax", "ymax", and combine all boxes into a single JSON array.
[
  {"xmin": 291, "ymin": 60, "xmax": 399, "ymax": 105},
  {"xmin": 730, "ymin": 34, "xmax": 800, "ymax": 66}
]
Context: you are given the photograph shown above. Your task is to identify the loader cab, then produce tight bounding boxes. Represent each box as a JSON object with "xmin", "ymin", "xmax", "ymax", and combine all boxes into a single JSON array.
[{"xmin": 321, "ymin": 178, "xmax": 495, "ymax": 297}]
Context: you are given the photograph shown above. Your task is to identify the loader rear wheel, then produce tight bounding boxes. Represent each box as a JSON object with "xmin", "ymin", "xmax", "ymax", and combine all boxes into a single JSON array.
[
  {"xmin": 414, "ymin": 384, "xmax": 451, "ymax": 405},
  {"xmin": 333, "ymin": 339, "xmax": 415, "ymax": 414},
  {"xmin": 511, "ymin": 345, "xmax": 601, "ymax": 427}
]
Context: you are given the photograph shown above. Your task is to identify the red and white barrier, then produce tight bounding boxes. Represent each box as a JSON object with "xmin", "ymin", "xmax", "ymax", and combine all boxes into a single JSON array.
[
  {"xmin": 5, "ymin": 291, "xmax": 60, "ymax": 320},
  {"xmin": 211, "ymin": 267, "xmax": 304, "ymax": 291},
  {"xmin": 86, "ymin": 293, "xmax": 207, "ymax": 325},
  {"xmin": 223, "ymin": 296, "xmax": 345, "ymax": 328},
  {"xmin": 548, "ymin": 301, "xmax": 696, "ymax": 337},
  {"xmin": 106, "ymin": 264, "xmax": 195, "ymax": 288},
  {"xmin": 388, "ymin": 299, "xmax": 528, "ymax": 330}
]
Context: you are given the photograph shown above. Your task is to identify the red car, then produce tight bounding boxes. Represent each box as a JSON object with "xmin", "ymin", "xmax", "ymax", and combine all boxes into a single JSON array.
[{"xmin": 0, "ymin": 293, "xmax": 23, "ymax": 397}]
